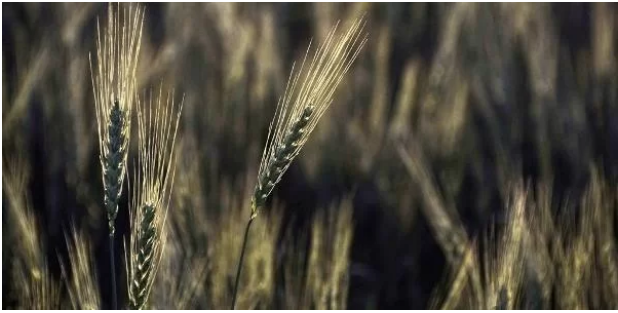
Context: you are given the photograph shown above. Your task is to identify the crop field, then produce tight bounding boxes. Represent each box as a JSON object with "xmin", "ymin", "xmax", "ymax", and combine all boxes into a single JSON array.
[{"xmin": 2, "ymin": 2, "xmax": 618, "ymax": 310}]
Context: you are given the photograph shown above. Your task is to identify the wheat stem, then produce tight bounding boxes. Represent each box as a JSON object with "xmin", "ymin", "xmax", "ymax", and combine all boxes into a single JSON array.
[
  {"xmin": 230, "ymin": 212, "xmax": 257, "ymax": 310},
  {"xmin": 109, "ymin": 236, "xmax": 117, "ymax": 309},
  {"xmin": 61, "ymin": 228, "xmax": 101, "ymax": 310}
]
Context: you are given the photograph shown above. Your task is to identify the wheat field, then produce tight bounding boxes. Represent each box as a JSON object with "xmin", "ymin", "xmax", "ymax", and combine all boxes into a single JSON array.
[{"xmin": 3, "ymin": 2, "xmax": 618, "ymax": 310}]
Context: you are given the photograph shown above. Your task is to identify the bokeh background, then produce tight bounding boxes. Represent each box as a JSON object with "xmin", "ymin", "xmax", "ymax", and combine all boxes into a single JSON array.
[{"xmin": 3, "ymin": 2, "xmax": 618, "ymax": 309}]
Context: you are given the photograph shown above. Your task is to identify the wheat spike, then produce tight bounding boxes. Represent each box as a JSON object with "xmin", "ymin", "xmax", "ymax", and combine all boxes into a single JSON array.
[
  {"xmin": 128, "ymin": 86, "xmax": 183, "ymax": 310},
  {"xmin": 90, "ymin": 2, "xmax": 145, "ymax": 235},
  {"xmin": 231, "ymin": 15, "xmax": 367, "ymax": 310},
  {"xmin": 252, "ymin": 16, "xmax": 368, "ymax": 214},
  {"xmin": 90, "ymin": 4, "xmax": 144, "ymax": 308}
]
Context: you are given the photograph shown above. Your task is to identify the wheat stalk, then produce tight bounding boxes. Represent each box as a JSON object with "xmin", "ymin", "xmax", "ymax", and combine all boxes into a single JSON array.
[
  {"xmin": 89, "ymin": 3, "xmax": 144, "ymax": 308},
  {"xmin": 127, "ymin": 86, "xmax": 183, "ymax": 310},
  {"xmin": 306, "ymin": 198, "xmax": 354, "ymax": 310},
  {"xmin": 61, "ymin": 228, "xmax": 101, "ymax": 310},
  {"xmin": 231, "ymin": 16, "xmax": 367, "ymax": 310},
  {"xmin": 150, "ymin": 226, "xmax": 209, "ymax": 309},
  {"xmin": 483, "ymin": 184, "xmax": 527, "ymax": 310},
  {"xmin": 3, "ymin": 156, "xmax": 60, "ymax": 309}
]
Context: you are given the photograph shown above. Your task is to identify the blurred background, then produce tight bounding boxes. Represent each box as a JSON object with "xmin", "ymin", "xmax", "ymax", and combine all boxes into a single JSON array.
[{"xmin": 3, "ymin": 2, "xmax": 618, "ymax": 309}]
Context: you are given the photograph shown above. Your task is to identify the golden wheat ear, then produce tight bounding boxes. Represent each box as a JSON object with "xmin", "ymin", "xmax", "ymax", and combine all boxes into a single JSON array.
[
  {"xmin": 127, "ymin": 85, "xmax": 184, "ymax": 310},
  {"xmin": 252, "ymin": 15, "xmax": 368, "ymax": 214}
]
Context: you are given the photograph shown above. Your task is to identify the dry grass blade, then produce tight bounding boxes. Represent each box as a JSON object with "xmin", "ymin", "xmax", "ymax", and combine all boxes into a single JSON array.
[
  {"xmin": 127, "ymin": 86, "xmax": 183, "ymax": 310},
  {"xmin": 90, "ymin": 2, "xmax": 145, "ymax": 235},
  {"xmin": 60, "ymin": 228, "xmax": 101, "ymax": 310},
  {"xmin": 252, "ymin": 16, "xmax": 368, "ymax": 214}
]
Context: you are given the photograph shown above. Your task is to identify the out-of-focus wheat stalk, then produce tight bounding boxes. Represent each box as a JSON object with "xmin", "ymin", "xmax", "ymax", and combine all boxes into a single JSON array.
[
  {"xmin": 2, "ymin": 48, "xmax": 49, "ymax": 138},
  {"xmin": 60, "ymin": 228, "xmax": 101, "ymax": 310},
  {"xmin": 127, "ymin": 86, "xmax": 183, "ymax": 309},
  {"xmin": 434, "ymin": 184, "xmax": 534, "ymax": 310},
  {"xmin": 482, "ymin": 184, "xmax": 527, "ymax": 310},
  {"xmin": 89, "ymin": 3, "xmax": 144, "ymax": 308},
  {"xmin": 151, "ymin": 226, "xmax": 209, "ymax": 309},
  {"xmin": 306, "ymin": 197, "xmax": 354, "ymax": 310},
  {"xmin": 553, "ymin": 203, "xmax": 594, "ymax": 309},
  {"xmin": 585, "ymin": 168, "xmax": 618, "ymax": 309},
  {"xmin": 3, "ymin": 156, "xmax": 60, "ymax": 309},
  {"xmin": 279, "ymin": 197, "xmax": 354, "ymax": 310},
  {"xmin": 396, "ymin": 142, "xmax": 468, "ymax": 264},
  {"xmin": 434, "ymin": 170, "xmax": 617, "ymax": 310},
  {"xmin": 230, "ymin": 16, "xmax": 367, "ymax": 309},
  {"xmin": 151, "ymin": 134, "xmax": 214, "ymax": 309},
  {"xmin": 434, "ymin": 240, "xmax": 481, "ymax": 309}
]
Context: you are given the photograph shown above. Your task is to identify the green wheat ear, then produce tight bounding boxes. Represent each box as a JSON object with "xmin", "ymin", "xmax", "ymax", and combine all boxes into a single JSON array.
[
  {"xmin": 91, "ymin": 2, "xmax": 144, "ymax": 236},
  {"xmin": 103, "ymin": 99, "xmax": 128, "ymax": 235},
  {"xmin": 130, "ymin": 203, "xmax": 157, "ymax": 309},
  {"xmin": 252, "ymin": 16, "xmax": 368, "ymax": 216},
  {"xmin": 253, "ymin": 104, "xmax": 314, "ymax": 209},
  {"xmin": 127, "ymin": 86, "xmax": 183, "ymax": 310}
]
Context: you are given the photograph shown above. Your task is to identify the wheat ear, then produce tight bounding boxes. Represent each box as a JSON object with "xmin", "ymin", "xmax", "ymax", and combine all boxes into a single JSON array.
[
  {"xmin": 127, "ymin": 86, "xmax": 183, "ymax": 310},
  {"xmin": 89, "ymin": 3, "xmax": 144, "ymax": 309},
  {"xmin": 231, "ymin": 16, "xmax": 367, "ymax": 310}
]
